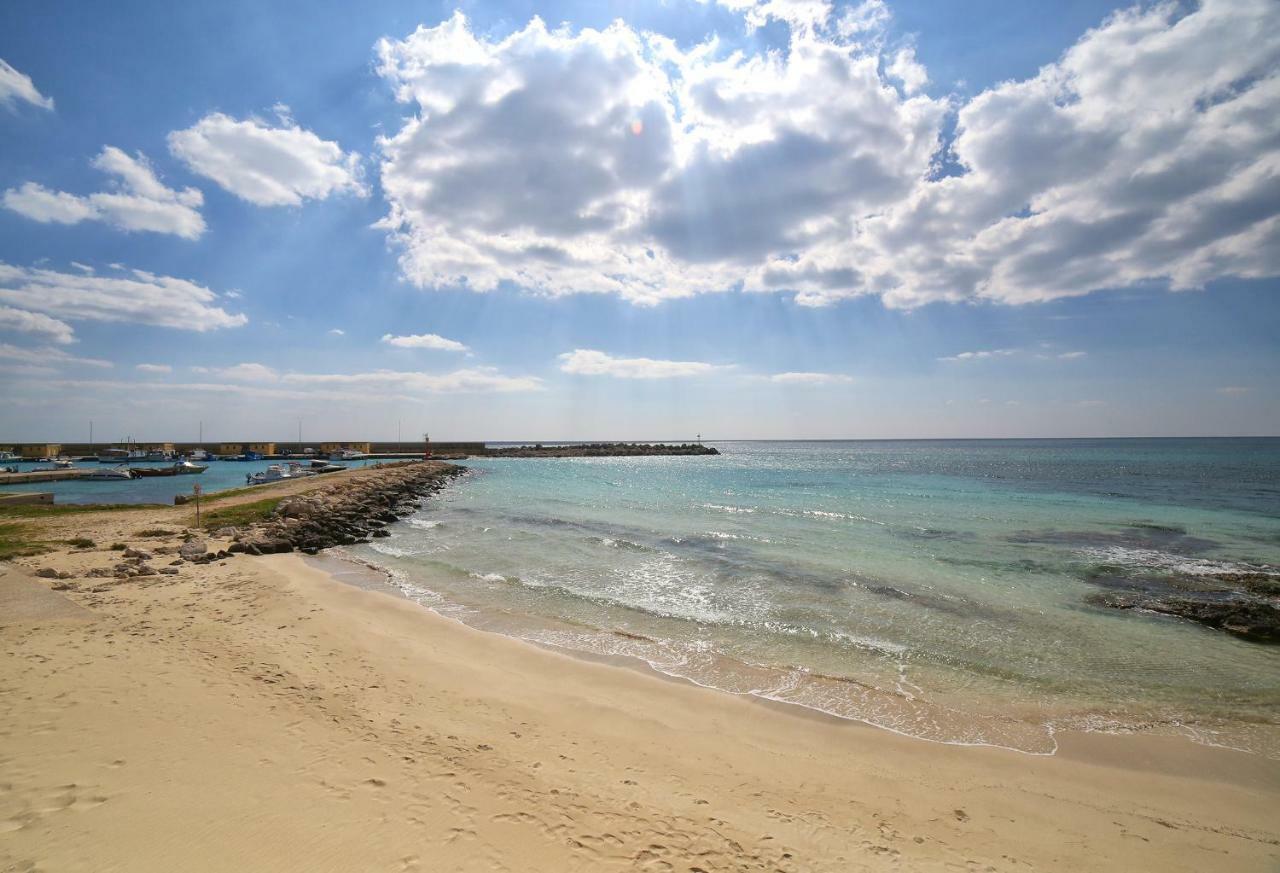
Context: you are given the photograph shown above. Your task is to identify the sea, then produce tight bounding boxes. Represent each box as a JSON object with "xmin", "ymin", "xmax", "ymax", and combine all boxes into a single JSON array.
[{"xmin": 346, "ymin": 439, "xmax": 1280, "ymax": 757}]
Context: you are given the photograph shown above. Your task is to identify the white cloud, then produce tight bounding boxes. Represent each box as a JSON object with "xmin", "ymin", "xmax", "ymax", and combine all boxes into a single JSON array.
[
  {"xmin": 169, "ymin": 112, "xmax": 365, "ymax": 206},
  {"xmin": 558, "ymin": 349, "xmax": 726, "ymax": 379},
  {"xmin": 0, "ymin": 342, "xmax": 111, "ymax": 369},
  {"xmin": 768, "ymin": 371, "xmax": 853, "ymax": 385},
  {"xmin": 886, "ymin": 47, "xmax": 928, "ymax": 95},
  {"xmin": 282, "ymin": 367, "xmax": 542, "ymax": 394},
  {"xmin": 937, "ymin": 348, "xmax": 1017, "ymax": 363},
  {"xmin": 0, "ymin": 59, "xmax": 53, "ymax": 110},
  {"xmin": 209, "ymin": 362, "xmax": 279, "ymax": 382},
  {"xmin": 374, "ymin": 0, "xmax": 1280, "ymax": 310},
  {"xmin": 0, "ymin": 262, "xmax": 247, "ymax": 331},
  {"xmin": 2, "ymin": 147, "xmax": 205, "ymax": 238},
  {"xmin": 328, "ymin": 328, "xmax": 345, "ymax": 336},
  {"xmin": 1057, "ymin": 351, "xmax": 1087, "ymax": 360},
  {"xmin": 381, "ymin": 332, "xmax": 468, "ymax": 352},
  {"xmin": 184, "ymin": 362, "xmax": 539, "ymax": 394},
  {"xmin": 0, "ymin": 305, "xmax": 75, "ymax": 344},
  {"xmin": 135, "ymin": 363, "xmax": 173, "ymax": 374},
  {"xmin": 1217, "ymin": 386, "xmax": 1251, "ymax": 395},
  {"xmin": 375, "ymin": 11, "xmax": 945, "ymax": 305}
]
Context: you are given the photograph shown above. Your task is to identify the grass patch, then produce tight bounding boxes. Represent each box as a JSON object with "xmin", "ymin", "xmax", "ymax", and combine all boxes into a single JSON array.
[
  {"xmin": 134, "ymin": 527, "xmax": 177, "ymax": 538},
  {"xmin": 109, "ymin": 542, "xmax": 126, "ymax": 551},
  {"xmin": 64, "ymin": 537, "xmax": 95, "ymax": 549},
  {"xmin": 198, "ymin": 496, "xmax": 283, "ymax": 530},
  {"xmin": 0, "ymin": 503, "xmax": 156, "ymax": 519},
  {"xmin": 0, "ymin": 521, "xmax": 53, "ymax": 561}
]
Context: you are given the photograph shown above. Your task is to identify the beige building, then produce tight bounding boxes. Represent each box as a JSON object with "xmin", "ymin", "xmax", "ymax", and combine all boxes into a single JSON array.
[
  {"xmin": 247, "ymin": 443, "xmax": 277, "ymax": 456},
  {"xmin": 20, "ymin": 444, "xmax": 62, "ymax": 459},
  {"xmin": 320, "ymin": 442, "xmax": 372, "ymax": 454},
  {"xmin": 218, "ymin": 443, "xmax": 245, "ymax": 456}
]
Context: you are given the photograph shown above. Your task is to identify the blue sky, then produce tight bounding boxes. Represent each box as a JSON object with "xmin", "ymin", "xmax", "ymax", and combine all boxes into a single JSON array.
[{"xmin": 1, "ymin": 0, "xmax": 1277, "ymax": 441}]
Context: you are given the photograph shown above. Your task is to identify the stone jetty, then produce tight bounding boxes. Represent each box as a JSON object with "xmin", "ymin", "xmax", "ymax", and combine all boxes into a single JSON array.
[{"xmin": 229, "ymin": 461, "xmax": 463, "ymax": 556}]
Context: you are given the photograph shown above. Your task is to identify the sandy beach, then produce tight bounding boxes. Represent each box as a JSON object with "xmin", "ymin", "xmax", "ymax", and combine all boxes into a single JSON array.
[{"xmin": 2, "ymin": 469, "xmax": 1278, "ymax": 872}]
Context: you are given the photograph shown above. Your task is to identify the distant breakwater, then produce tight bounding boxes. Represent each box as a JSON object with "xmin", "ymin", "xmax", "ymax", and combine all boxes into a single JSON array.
[{"xmin": 482, "ymin": 442, "xmax": 719, "ymax": 458}]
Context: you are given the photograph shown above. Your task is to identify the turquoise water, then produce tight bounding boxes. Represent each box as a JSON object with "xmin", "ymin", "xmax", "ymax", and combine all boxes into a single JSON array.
[
  {"xmin": 352, "ymin": 439, "xmax": 1280, "ymax": 755},
  {"xmin": 0, "ymin": 458, "xmax": 383, "ymax": 504}
]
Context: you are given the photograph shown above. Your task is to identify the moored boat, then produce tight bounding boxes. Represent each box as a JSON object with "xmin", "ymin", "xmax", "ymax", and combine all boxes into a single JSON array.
[{"xmin": 84, "ymin": 465, "xmax": 134, "ymax": 480}]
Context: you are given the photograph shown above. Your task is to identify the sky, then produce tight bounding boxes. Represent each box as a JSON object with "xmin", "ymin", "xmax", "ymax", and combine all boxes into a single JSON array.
[{"xmin": 0, "ymin": 0, "xmax": 1277, "ymax": 442}]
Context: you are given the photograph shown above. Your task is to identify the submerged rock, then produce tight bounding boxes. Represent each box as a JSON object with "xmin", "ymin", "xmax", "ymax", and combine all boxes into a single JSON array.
[
  {"xmin": 1083, "ymin": 566, "xmax": 1280, "ymax": 644},
  {"xmin": 1087, "ymin": 591, "xmax": 1279, "ymax": 643}
]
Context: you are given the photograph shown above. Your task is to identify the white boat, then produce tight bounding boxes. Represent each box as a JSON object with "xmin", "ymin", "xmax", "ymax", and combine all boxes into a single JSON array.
[
  {"xmin": 247, "ymin": 461, "xmax": 316, "ymax": 485},
  {"xmin": 53, "ymin": 457, "xmax": 74, "ymax": 468},
  {"xmin": 329, "ymin": 449, "xmax": 367, "ymax": 461},
  {"xmin": 187, "ymin": 448, "xmax": 210, "ymax": 462},
  {"xmin": 97, "ymin": 447, "xmax": 147, "ymax": 463},
  {"xmin": 173, "ymin": 460, "xmax": 208, "ymax": 475},
  {"xmin": 144, "ymin": 451, "xmax": 173, "ymax": 462},
  {"xmin": 0, "ymin": 450, "xmax": 18, "ymax": 462},
  {"xmin": 84, "ymin": 465, "xmax": 134, "ymax": 480}
]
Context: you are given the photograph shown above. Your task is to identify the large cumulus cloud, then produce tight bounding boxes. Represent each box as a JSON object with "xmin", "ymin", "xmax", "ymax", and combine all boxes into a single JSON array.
[{"xmin": 376, "ymin": 0, "xmax": 1280, "ymax": 308}]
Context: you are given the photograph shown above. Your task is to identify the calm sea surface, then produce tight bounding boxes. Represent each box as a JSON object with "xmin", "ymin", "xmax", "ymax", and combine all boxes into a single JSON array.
[{"xmin": 350, "ymin": 439, "xmax": 1280, "ymax": 756}]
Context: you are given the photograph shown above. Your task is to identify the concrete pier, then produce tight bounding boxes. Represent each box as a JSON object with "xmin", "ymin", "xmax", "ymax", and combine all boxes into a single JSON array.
[{"xmin": 0, "ymin": 469, "xmax": 95, "ymax": 486}]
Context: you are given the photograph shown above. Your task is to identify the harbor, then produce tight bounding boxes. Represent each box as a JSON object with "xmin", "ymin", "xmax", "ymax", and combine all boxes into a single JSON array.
[{"xmin": 0, "ymin": 441, "xmax": 718, "ymax": 505}]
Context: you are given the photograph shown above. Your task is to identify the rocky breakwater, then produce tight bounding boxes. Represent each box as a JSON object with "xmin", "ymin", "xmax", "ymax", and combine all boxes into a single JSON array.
[
  {"xmin": 486, "ymin": 442, "xmax": 719, "ymax": 458},
  {"xmin": 229, "ymin": 462, "xmax": 462, "ymax": 556}
]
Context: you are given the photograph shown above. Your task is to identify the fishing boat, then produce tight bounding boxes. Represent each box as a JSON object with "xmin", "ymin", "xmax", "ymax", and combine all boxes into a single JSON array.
[
  {"xmin": 144, "ymin": 450, "xmax": 173, "ymax": 462},
  {"xmin": 0, "ymin": 450, "xmax": 18, "ymax": 462},
  {"xmin": 310, "ymin": 461, "xmax": 347, "ymax": 473},
  {"xmin": 129, "ymin": 465, "xmax": 178, "ymax": 478},
  {"xmin": 246, "ymin": 461, "xmax": 313, "ymax": 485},
  {"xmin": 187, "ymin": 448, "xmax": 210, "ymax": 462},
  {"xmin": 173, "ymin": 460, "xmax": 207, "ymax": 474},
  {"xmin": 84, "ymin": 465, "xmax": 134, "ymax": 480},
  {"xmin": 53, "ymin": 457, "xmax": 75, "ymax": 468},
  {"xmin": 97, "ymin": 447, "xmax": 146, "ymax": 463},
  {"xmin": 329, "ymin": 449, "xmax": 367, "ymax": 461}
]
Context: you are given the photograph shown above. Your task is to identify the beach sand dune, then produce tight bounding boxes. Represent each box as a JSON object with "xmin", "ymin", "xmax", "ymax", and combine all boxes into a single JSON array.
[{"xmin": 2, "ymin": 540, "xmax": 1277, "ymax": 872}]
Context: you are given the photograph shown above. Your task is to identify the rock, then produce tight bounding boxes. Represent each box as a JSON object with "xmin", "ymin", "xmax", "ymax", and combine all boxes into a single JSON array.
[
  {"xmin": 159, "ymin": 567, "xmax": 180, "ymax": 576},
  {"xmin": 1087, "ymin": 592, "xmax": 1280, "ymax": 644},
  {"xmin": 179, "ymin": 540, "xmax": 208, "ymax": 560},
  {"xmin": 129, "ymin": 565, "xmax": 157, "ymax": 577},
  {"xmin": 212, "ymin": 526, "xmax": 238, "ymax": 538},
  {"xmin": 56, "ymin": 570, "xmax": 72, "ymax": 579},
  {"xmin": 122, "ymin": 547, "xmax": 151, "ymax": 560},
  {"xmin": 35, "ymin": 567, "xmax": 60, "ymax": 578},
  {"xmin": 372, "ymin": 529, "xmax": 391, "ymax": 538}
]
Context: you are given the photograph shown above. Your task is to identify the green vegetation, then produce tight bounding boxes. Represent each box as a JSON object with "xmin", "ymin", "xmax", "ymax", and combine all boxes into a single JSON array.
[
  {"xmin": 0, "ymin": 503, "xmax": 156, "ymax": 520},
  {"xmin": 110, "ymin": 542, "xmax": 126, "ymax": 551},
  {"xmin": 134, "ymin": 527, "xmax": 177, "ymax": 538},
  {"xmin": 198, "ymin": 496, "xmax": 283, "ymax": 530},
  {"xmin": 64, "ymin": 537, "xmax": 95, "ymax": 549},
  {"xmin": 0, "ymin": 521, "xmax": 53, "ymax": 561}
]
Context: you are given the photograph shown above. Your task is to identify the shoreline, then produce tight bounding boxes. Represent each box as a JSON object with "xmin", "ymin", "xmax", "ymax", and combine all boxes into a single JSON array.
[
  {"xmin": 3, "ymin": 462, "xmax": 1279, "ymax": 870},
  {"xmin": 310, "ymin": 549, "xmax": 1278, "ymax": 779}
]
